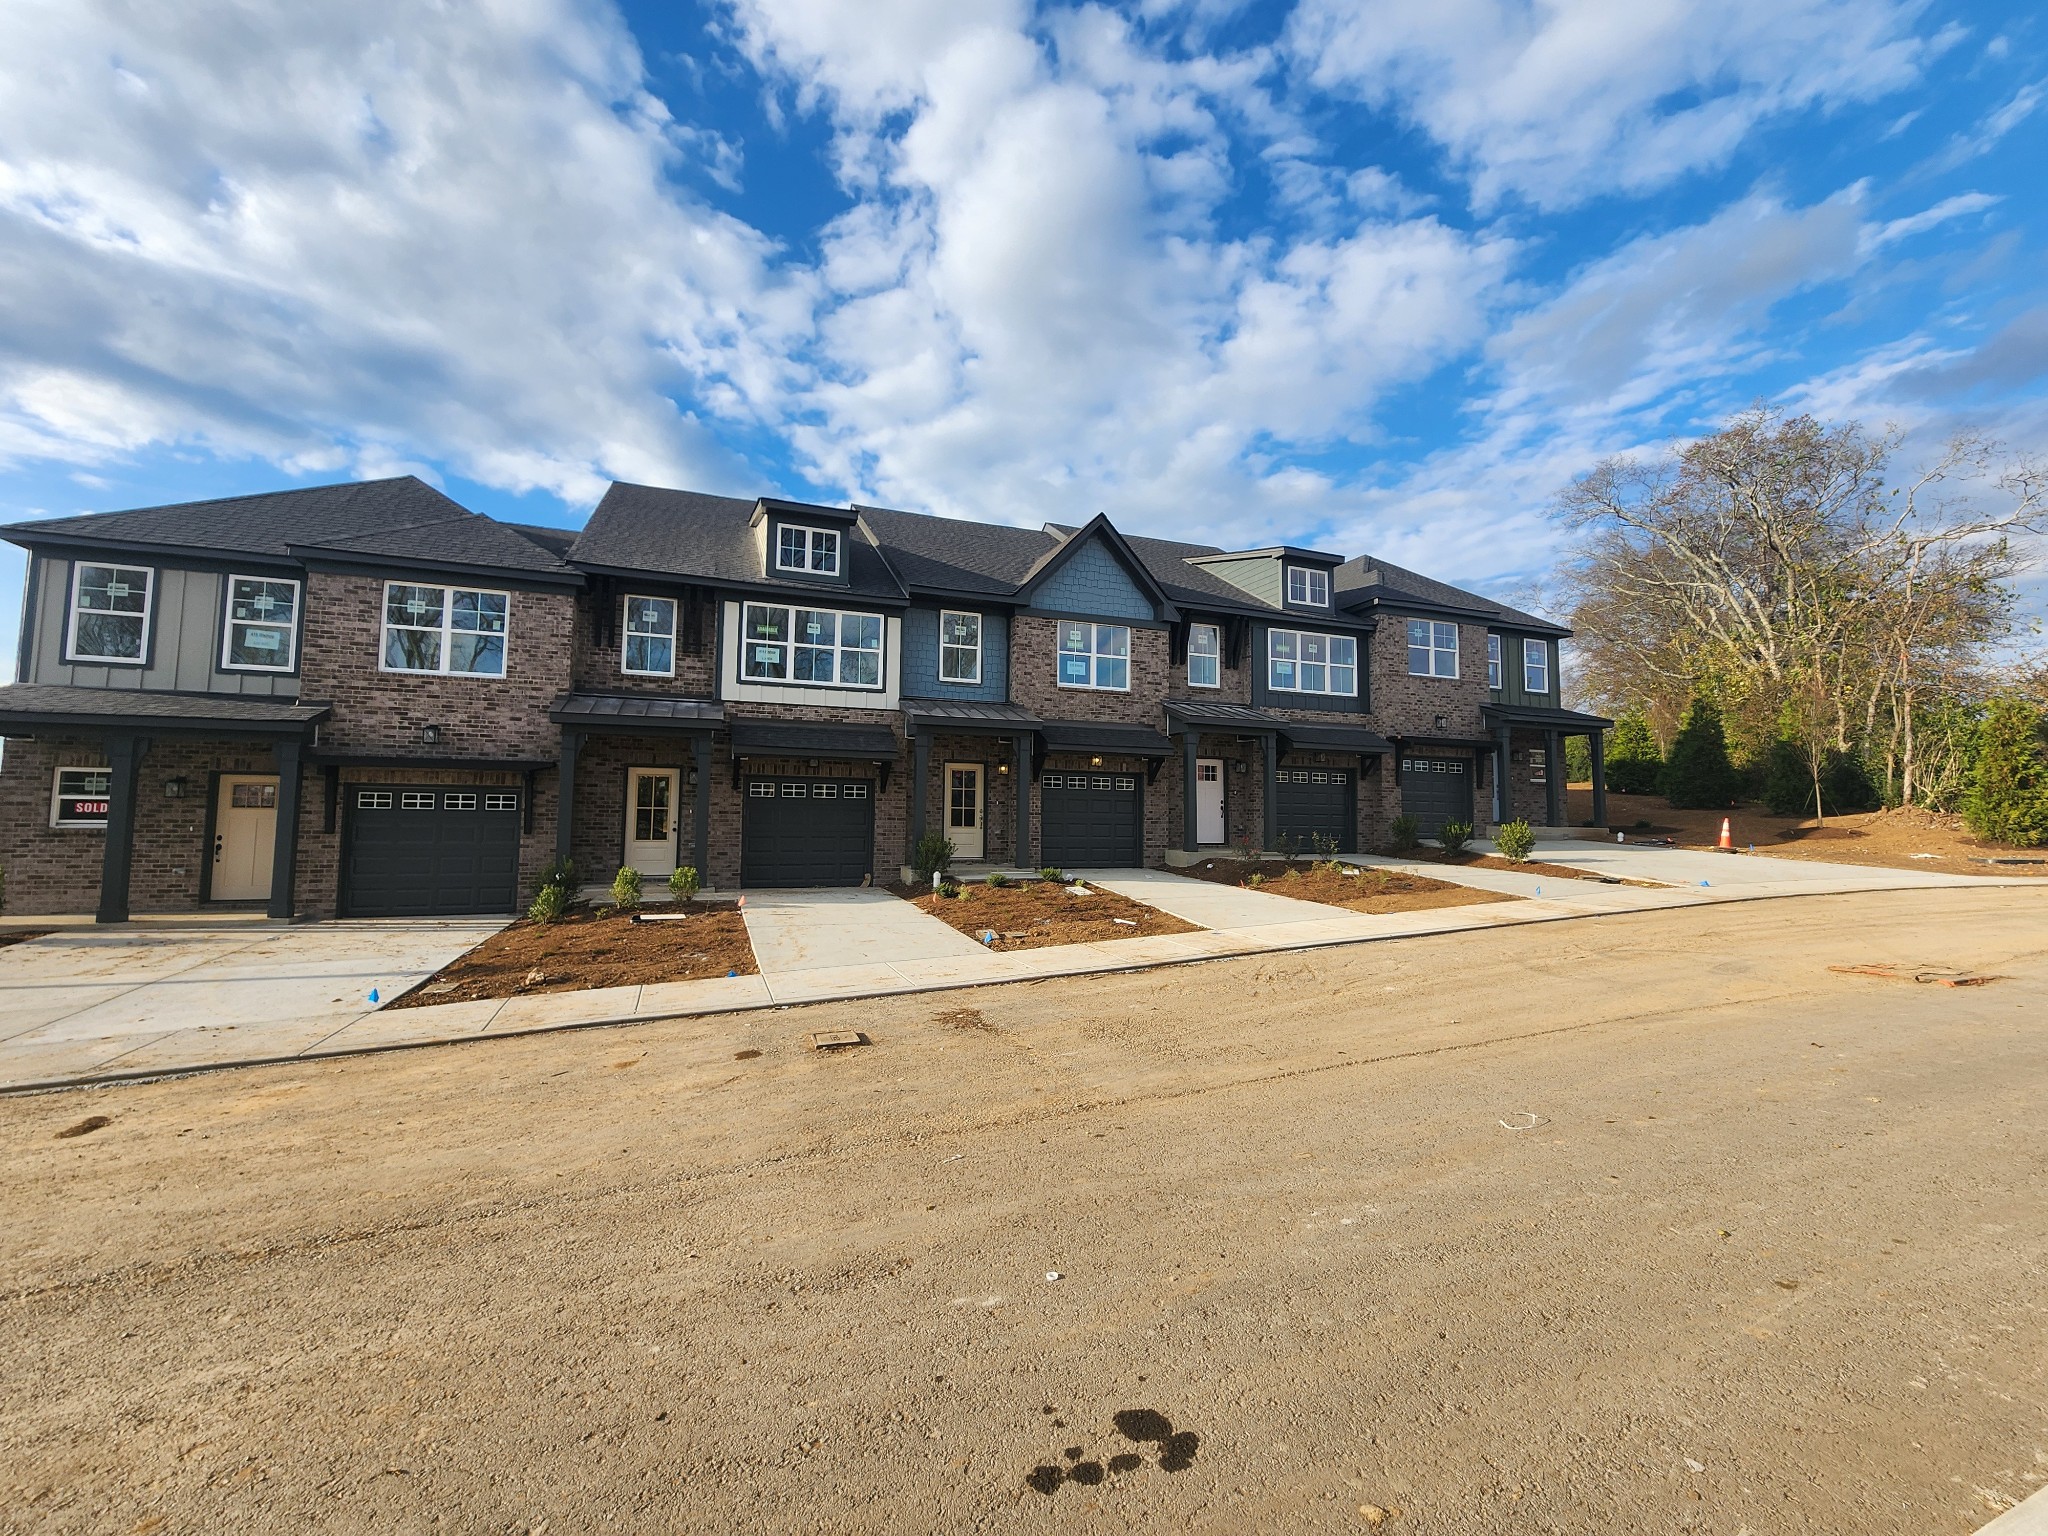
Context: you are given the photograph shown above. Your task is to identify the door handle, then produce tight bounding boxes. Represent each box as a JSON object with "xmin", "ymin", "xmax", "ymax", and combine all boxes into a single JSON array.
[{"xmin": 213, "ymin": 836, "xmax": 224, "ymax": 862}]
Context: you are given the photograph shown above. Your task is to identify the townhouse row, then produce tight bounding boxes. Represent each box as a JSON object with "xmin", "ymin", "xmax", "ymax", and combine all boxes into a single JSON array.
[{"xmin": 0, "ymin": 477, "xmax": 1611, "ymax": 921}]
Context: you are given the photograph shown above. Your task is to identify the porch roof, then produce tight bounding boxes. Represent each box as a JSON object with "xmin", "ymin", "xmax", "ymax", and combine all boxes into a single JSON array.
[
  {"xmin": 0, "ymin": 684, "xmax": 330, "ymax": 738},
  {"xmin": 550, "ymin": 691, "xmax": 725, "ymax": 731},
  {"xmin": 729, "ymin": 718, "xmax": 901, "ymax": 761},
  {"xmin": 1038, "ymin": 720, "xmax": 1174, "ymax": 758}
]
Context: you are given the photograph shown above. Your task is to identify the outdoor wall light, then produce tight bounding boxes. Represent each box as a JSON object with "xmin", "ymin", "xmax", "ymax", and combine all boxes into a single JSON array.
[
  {"xmin": 162, "ymin": 777, "xmax": 187, "ymax": 799},
  {"xmin": 1090, "ymin": 755, "xmax": 1104, "ymax": 767},
  {"xmin": 996, "ymin": 762, "xmax": 1009, "ymax": 775},
  {"xmin": 807, "ymin": 757, "xmax": 820, "ymax": 768},
  {"xmin": 422, "ymin": 723, "xmax": 444, "ymax": 747}
]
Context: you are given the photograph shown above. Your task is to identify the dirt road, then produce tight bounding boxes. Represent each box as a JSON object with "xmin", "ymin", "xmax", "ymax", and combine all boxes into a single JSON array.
[{"xmin": 5, "ymin": 888, "xmax": 2046, "ymax": 1534}]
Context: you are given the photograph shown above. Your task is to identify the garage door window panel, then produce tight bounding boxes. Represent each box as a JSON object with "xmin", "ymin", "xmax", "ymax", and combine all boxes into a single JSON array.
[{"xmin": 1057, "ymin": 622, "xmax": 1129, "ymax": 690}]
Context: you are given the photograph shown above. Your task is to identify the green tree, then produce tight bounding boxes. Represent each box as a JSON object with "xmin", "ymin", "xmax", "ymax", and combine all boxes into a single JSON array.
[
  {"xmin": 1961, "ymin": 697, "xmax": 2048, "ymax": 847},
  {"xmin": 1662, "ymin": 693, "xmax": 1742, "ymax": 809},
  {"xmin": 1605, "ymin": 706, "xmax": 1663, "ymax": 794}
]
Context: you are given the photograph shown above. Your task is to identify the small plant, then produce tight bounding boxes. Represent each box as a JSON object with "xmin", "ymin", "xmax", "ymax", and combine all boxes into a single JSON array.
[
  {"xmin": 1309, "ymin": 831, "xmax": 1343, "ymax": 872},
  {"xmin": 1039, "ymin": 866, "xmax": 1067, "ymax": 885},
  {"xmin": 1388, "ymin": 814, "xmax": 1420, "ymax": 852},
  {"xmin": 528, "ymin": 882, "xmax": 567, "ymax": 925},
  {"xmin": 913, "ymin": 831, "xmax": 957, "ymax": 882},
  {"xmin": 667, "ymin": 864, "xmax": 700, "ymax": 902},
  {"xmin": 1437, "ymin": 820, "xmax": 1473, "ymax": 856},
  {"xmin": 1275, "ymin": 830, "xmax": 1303, "ymax": 864},
  {"xmin": 936, "ymin": 879, "xmax": 962, "ymax": 899},
  {"xmin": 610, "ymin": 864, "xmax": 643, "ymax": 910},
  {"xmin": 1244, "ymin": 871, "xmax": 1266, "ymax": 887},
  {"xmin": 1233, "ymin": 838, "xmax": 1261, "ymax": 865},
  {"xmin": 536, "ymin": 855, "xmax": 576, "ymax": 893},
  {"xmin": 1495, "ymin": 819, "xmax": 1536, "ymax": 863},
  {"xmin": 986, "ymin": 871, "xmax": 1010, "ymax": 888}
]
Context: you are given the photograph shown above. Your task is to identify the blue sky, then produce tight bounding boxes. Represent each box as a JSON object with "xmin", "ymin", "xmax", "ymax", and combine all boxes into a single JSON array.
[{"xmin": 2, "ymin": 0, "xmax": 2045, "ymax": 678}]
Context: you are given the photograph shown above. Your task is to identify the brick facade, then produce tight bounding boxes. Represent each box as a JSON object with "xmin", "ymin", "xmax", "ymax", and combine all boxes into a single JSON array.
[
  {"xmin": 1008, "ymin": 615, "xmax": 1171, "ymax": 725},
  {"xmin": 570, "ymin": 588, "xmax": 717, "ymax": 698}
]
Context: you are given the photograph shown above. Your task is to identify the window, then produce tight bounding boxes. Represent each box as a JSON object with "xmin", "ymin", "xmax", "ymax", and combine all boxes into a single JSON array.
[
  {"xmin": 50, "ymin": 767, "xmax": 111, "ymax": 828},
  {"xmin": 740, "ymin": 603, "xmax": 883, "ymax": 689},
  {"xmin": 775, "ymin": 524, "xmax": 841, "ymax": 575},
  {"xmin": 1530, "ymin": 748, "xmax": 1548, "ymax": 783},
  {"xmin": 1406, "ymin": 619, "xmax": 1459, "ymax": 679},
  {"xmin": 400, "ymin": 791, "xmax": 434, "ymax": 810},
  {"xmin": 356, "ymin": 790, "xmax": 393, "ymax": 810},
  {"xmin": 1487, "ymin": 634, "xmax": 1501, "ymax": 690},
  {"xmin": 939, "ymin": 610, "xmax": 982, "ymax": 684},
  {"xmin": 444, "ymin": 792, "xmax": 478, "ymax": 811},
  {"xmin": 66, "ymin": 563, "xmax": 152, "ymax": 663},
  {"xmin": 1286, "ymin": 566, "xmax": 1330, "ymax": 607},
  {"xmin": 622, "ymin": 595, "xmax": 676, "ymax": 676},
  {"xmin": 382, "ymin": 583, "xmax": 508, "ymax": 676},
  {"xmin": 221, "ymin": 575, "xmax": 300, "ymax": 672},
  {"xmin": 1056, "ymin": 621, "xmax": 1130, "ymax": 690},
  {"xmin": 1188, "ymin": 623, "xmax": 1221, "ymax": 688},
  {"xmin": 1267, "ymin": 629, "xmax": 1358, "ymax": 696},
  {"xmin": 1523, "ymin": 638, "xmax": 1550, "ymax": 693},
  {"xmin": 484, "ymin": 793, "xmax": 518, "ymax": 811}
]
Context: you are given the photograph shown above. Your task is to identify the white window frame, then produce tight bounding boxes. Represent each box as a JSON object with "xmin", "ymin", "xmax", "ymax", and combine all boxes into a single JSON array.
[
  {"xmin": 49, "ymin": 766, "xmax": 112, "ymax": 828},
  {"xmin": 1055, "ymin": 621, "xmax": 1131, "ymax": 692},
  {"xmin": 740, "ymin": 602, "xmax": 885, "ymax": 690},
  {"xmin": 1523, "ymin": 637, "xmax": 1550, "ymax": 694},
  {"xmin": 220, "ymin": 573, "xmax": 301, "ymax": 673},
  {"xmin": 1487, "ymin": 634, "xmax": 1502, "ymax": 690},
  {"xmin": 1187, "ymin": 622, "xmax": 1221, "ymax": 689},
  {"xmin": 774, "ymin": 524, "xmax": 842, "ymax": 576},
  {"xmin": 379, "ymin": 581, "xmax": 510, "ymax": 678},
  {"xmin": 1406, "ymin": 619, "xmax": 1459, "ymax": 679},
  {"xmin": 621, "ymin": 594, "xmax": 678, "ymax": 678},
  {"xmin": 1286, "ymin": 566, "xmax": 1330, "ymax": 607},
  {"xmin": 938, "ymin": 609, "xmax": 982, "ymax": 685},
  {"xmin": 1266, "ymin": 628, "xmax": 1358, "ymax": 697},
  {"xmin": 65, "ymin": 562, "xmax": 153, "ymax": 665}
]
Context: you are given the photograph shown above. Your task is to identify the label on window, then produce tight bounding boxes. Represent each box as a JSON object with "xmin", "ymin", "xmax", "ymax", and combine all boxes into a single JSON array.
[{"xmin": 753, "ymin": 646, "xmax": 780, "ymax": 663}]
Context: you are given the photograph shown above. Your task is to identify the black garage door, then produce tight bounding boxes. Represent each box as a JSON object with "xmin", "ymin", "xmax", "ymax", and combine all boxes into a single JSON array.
[
  {"xmin": 1276, "ymin": 767, "xmax": 1354, "ymax": 853},
  {"xmin": 1040, "ymin": 771, "xmax": 1141, "ymax": 868},
  {"xmin": 341, "ymin": 786, "xmax": 522, "ymax": 917},
  {"xmin": 741, "ymin": 777, "xmax": 874, "ymax": 887},
  {"xmin": 1400, "ymin": 755, "xmax": 1473, "ymax": 838}
]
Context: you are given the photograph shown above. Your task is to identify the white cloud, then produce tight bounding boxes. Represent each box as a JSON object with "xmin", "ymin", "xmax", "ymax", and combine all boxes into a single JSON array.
[{"xmin": 1862, "ymin": 191, "xmax": 2001, "ymax": 252}]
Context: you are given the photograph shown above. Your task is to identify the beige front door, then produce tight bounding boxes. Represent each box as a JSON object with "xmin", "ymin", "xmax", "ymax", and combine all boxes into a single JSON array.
[
  {"xmin": 213, "ymin": 774, "xmax": 278, "ymax": 901},
  {"xmin": 626, "ymin": 768, "xmax": 680, "ymax": 877},
  {"xmin": 1195, "ymin": 758, "xmax": 1226, "ymax": 843},
  {"xmin": 945, "ymin": 762, "xmax": 985, "ymax": 860}
]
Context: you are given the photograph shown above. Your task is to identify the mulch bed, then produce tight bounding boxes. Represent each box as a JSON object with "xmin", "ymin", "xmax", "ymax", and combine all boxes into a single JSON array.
[
  {"xmin": 388, "ymin": 903, "xmax": 757, "ymax": 1008},
  {"xmin": 1175, "ymin": 859, "xmax": 1515, "ymax": 914},
  {"xmin": 1397, "ymin": 848, "xmax": 1663, "ymax": 886},
  {"xmin": 891, "ymin": 879, "xmax": 1199, "ymax": 951},
  {"xmin": 0, "ymin": 930, "xmax": 56, "ymax": 950}
]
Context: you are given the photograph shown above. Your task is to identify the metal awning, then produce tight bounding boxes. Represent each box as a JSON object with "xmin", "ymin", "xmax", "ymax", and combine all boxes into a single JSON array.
[
  {"xmin": 1038, "ymin": 720, "xmax": 1174, "ymax": 758},
  {"xmin": 550, "ymin": 691, "xmax": 725, "ymax": 731},
  {"xmin": 902, "ymin": 698, "xmax": 1042, "ymax": 733},
  {"xmin": 729, "ymin": 718, "xmax": 901, "ymax": 761},
  {"xmin": 1279, "ymin": 722, "xmax": 1395, "ymax": 754},
  {"xmin": 0, "ymin": 684, "xmax": 330, "ymax": 738},
  {"xmin": 1163, "ymin": 700, "xmax": 1285, "ymax": 733},
  {"xmin": 1481, "ymin": 704, "xmax": 1614, "ymax": 732},
  {"xmin": 1392, "ymin": 734, "xmax": 1497, "ymax": 753}
]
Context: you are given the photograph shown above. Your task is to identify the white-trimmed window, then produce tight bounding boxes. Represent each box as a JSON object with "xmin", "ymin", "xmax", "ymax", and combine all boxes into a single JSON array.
[
  {"xmin": 1406, "ymin": 620, "xmax": 1458, "ymax": 679},
  {"xmin": 221, "ymin": 575, "xmax": 299, "ymax": 672},
  {"xmin": 66, "ymin": 563, "xmax": 152, "ymax": 663},
  {"xmin": 50, "ymin": 766, "xmax": 112, "ymax": 828},
  {"xmin": 1056, "ymin": 621, "xmax": 1130, "ymax": 690},
  {"xmin": 622, "ymin": 595, "xmax": 676, "ymax": 676},
  {"xmin": 1487, "ymin": 634, "xmax": 1502, "ymax": 690},
  {"xmin": 741, "ymin": 603, "xmax": 883, "ymax": 688},
  {"xmin": 382, "ymin": 582, "xmax": 508, "ymax": 676},
  {"xmin": 1188, "ymin": 622, "xmax": 1221, "ymax": 688},
  {"xmin": 1530, "ymin": 748, "xmax": 1548, "ymax": 783},
  {"xmin": 1267, "ymin": 629, "xmax": 1357, "ymax": 696},
  {"xmin": 1523, "ymin": 638, "xmax": 1550, "ymax": 693},
  {"xmin": 775, "ymin": 524, "xmax": 841, "ymax": 575},
  {"xmin": 1286, "ymin": 566, "xmax": 1330, "ymax": 607},
  {"xmin": 939, "ymin": 610, "xmax": 981, "ymax": 684}
]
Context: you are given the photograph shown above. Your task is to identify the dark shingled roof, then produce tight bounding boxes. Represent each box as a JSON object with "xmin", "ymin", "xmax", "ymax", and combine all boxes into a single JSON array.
[
  {"xmin": 0, "ymin": 477, "xmax": 578, "ymax": 578},
  {"xmin": 853, "ymin": 504, "xmax": 1059, "ymax": 595},
  {"xmin": 0, "ymin": 684, "xmax": 330, "ymax": 733},
  {"xmin": 1336, "ymin": 554, "xmax": 1565, "ymax": 635}
]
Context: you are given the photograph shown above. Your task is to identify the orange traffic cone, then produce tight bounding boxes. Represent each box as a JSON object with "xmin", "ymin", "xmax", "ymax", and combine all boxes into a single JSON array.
[{"xmin": 1718, "ymin": 817, "xmax": 1733, "ymax": 851}]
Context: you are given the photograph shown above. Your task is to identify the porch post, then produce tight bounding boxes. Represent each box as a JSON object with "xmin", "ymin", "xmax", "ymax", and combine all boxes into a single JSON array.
[
  {"xmin": 555, "ymin": 729, "xmax": 583, "ymax": 864},
  {"xmin": 1544, "ymin": 728, "xmax": 1563, "ymax": 828},
  {"xmin": 1261, "ymin": 731, "xmax": 1278, "ymax": 853},
  {"xmin": 96, "ymin": 733, "xmax": 149, "ymax": 924},
  {"xmin": 692, "ymin": 732, "xmax": 711, "ymax": 878},
  {"xmin": 1589, "ymin": 730, "xmax": 1608, "ymax": 829},
  {"xmin": 266, "ymin": 738, "xmax": 303, "ymax": 921},
  {"xmin": 1494, "ymin": 724, "xmax": 1512, "ymax": 825},
  {"xmin": 910, "ymin": 730, "xmax": 930, "ymax": 849},
  {"xmin": 1012, "ymin": 731, "xmax": 1031, "ymax": 866},
  {"xmin": 1181, "ymin": 731, "xmax": 1199, "ymax": 853}
]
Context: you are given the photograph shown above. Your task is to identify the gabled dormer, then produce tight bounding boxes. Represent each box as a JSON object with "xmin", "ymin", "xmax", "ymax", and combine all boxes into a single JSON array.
[
  {"xmin": 1184, "ymin": 545, "xmax": 1343, "ymax": 616},
  {"xmin": 1016, "ymin": 515, "xmax": 1176, "ymax": 624},
  {"xmin": 750, "ymin": 497, "xmax": 858, "ymax": 588}
]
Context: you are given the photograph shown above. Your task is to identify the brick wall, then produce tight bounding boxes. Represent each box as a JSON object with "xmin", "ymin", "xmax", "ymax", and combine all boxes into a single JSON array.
[
  {"xmin": 571, "ymin": 589, "xmax": 716, "ymax": 698},
  {"xmin": 1367, "ymin": 619, "xmax": 1490, "ymax": 742},
  {"xmin": 1164, "ymin": 620, "xmax": 1254, "ymax": 705},
  {"xmin": 917, "ymin": 733, "xmax": 1022, "ymax": 865},
  {"xmin": 1009, "ymin": 616, "xmax": 1170, "ymax": 725}
]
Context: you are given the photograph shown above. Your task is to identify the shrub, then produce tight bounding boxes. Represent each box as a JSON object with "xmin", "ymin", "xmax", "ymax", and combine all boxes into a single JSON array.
[
  {"xmin": 913, "ymin": 831, "xmax": 956, "ymax": 882},
  {"xmin": 667, "ymin": 865, "xmax": 700, "ymax": 902},
  {"xmin": 986, "ymin": 871, "xmax": 1010, "ymax": 888},
  {"xmin": 1438, "ymin": 820, "xmax": 1473, "ymax": 856},
  {"xmin": 1244, "ymin": 872, "xmax": 1266, "ymax": 887},
  {"xmin": 528, "ymin": 883, "xmax": 567, "ymax": 925},
  {"xmin": 1605, "ymin": 707, "xmax": 1663, "ymax": 795},
  {"xmin": 1662, "ymin": 693, "xmax": 1741, "ymax": 809},
  {"xmin": 536, "ymin": 855, "xmax": 576, "ymax": 894},
  {"xmin": 1962, "ymin": 697, "xmax": 2048, "ymax": 847},
  {"xmin": 1233, "ymin": 839, "xmax": 1261, "ymax": 864},
  {"xmin": 1760, "ymin": 739, "xmax": 1880, "ymax": 817},
  {"xmin": 1495, "ymin": 819, "xmax": 1536, "ymax": 862},
  {"xmin": 936, "ymin": 879, "xmax": 962, "ymax": 899},
  {"xmin": 1039, "ymin": 866, "xmax": 1067, "ymax": 884},
  {"xmin": 1387, "ymin": 814, "xmax": 1420, "ymax": 852},
  {"xmin": 610, "ymin": 865, "xmax": 642, "ymax": 910}
]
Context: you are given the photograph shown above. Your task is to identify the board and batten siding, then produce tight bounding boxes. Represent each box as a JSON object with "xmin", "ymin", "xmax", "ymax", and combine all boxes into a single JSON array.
[
  {"xmin": 717, "ymin": 599, "xmax": 903, "ymax": 709},
  {"xmin": 899, "ymin": 605, "xmax": 1008, "ymax": 701},
  {"xmin": 1247, "ymin": 618, "xmax": 1370, "ymax": 713},
  {"xmin": 26, "ymin": 554, "xmax": 299, "ymax": 697},
  {"xmin": 1487, "ymin": 631, "xmax": 1560, "ymax": 708}
]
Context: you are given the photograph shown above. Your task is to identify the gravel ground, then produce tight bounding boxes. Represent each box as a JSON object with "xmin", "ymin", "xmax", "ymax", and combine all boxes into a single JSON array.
[{"xmin": 4, "ymin": 887, "xmax": 2046, "ymax": 1535}]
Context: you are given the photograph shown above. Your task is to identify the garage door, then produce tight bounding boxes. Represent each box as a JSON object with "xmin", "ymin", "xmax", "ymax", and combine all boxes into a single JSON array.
[
  {"xmin": 1276, "ymin": 767, "xmax": 1354, "ymax": 853},
  {"xmin": 1041, "ymin": 772, "xmax": 1141, "ymax": 868},
  {"xmin": 741, "ymin": 778, "xmax": 874, "ymax": 887},
  {"xmin": 341, "ymin": 786, "xmax": 522, "ymax": 917},
  {"xmin": 1400, "ymin": 755, "xmax": 1472, "ymax": 838}
]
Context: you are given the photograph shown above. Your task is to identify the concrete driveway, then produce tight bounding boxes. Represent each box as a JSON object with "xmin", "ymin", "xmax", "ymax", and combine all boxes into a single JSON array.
[{"xmin": 0, "ymin": 919, "xmax": 506, "ymax": 1087}]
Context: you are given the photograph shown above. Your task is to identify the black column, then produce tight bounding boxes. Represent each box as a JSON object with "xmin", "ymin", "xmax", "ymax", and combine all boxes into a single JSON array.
[
  {"xmin": 1181, "ymin": 731, "xmax": 1199, "ymax": 853},
  {"xmin": 692, "ymin": 733, "xmax": 712, "ymax": 880},
  {"xmin": 1012, "ymin": 732, "xmax": 1031, "ymax": 866},
  {"xmin": 267, "ymin": 738, "xmax": 303, "ymax": 921},
  {"xmin": 910, "ymin": 730, "xmax": 930, "ymax": 850},
  {"xmin": 555, "ymin": 729, "xmax": 583, "ymax": 864},
  {"xmin": 1495, "ymin": 724, "xmax": 1512, "ymax": 825},
  {"xmin": 96, "ymin": 733, "xmax": 149, "ymax": 924},
  {"xmin": 1589, "ymin": 730, "xmax": 1608, "ymax": 829},
  {"xmin": 1545, "ymin": 728, "xmax": 1563, "ymax": 828},
  {"xmin": 1261, "ymin": 731, "xmax": 1278, "ymax": 853}
]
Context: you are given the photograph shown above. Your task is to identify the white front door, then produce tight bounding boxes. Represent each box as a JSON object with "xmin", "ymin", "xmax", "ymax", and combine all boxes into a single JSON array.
[
  {"xmin": 625, "ymin": 768, "xmax": 681, "ymax": 877},
  {"xmin": 1195, "ymin": 758, "xmax": 1226, "ymax": 843},
  {"xmin": 945, "ymin": 762, "xmax": 985, "ymax": 860},
  {"xmin": 213, "ymin": 774, "xmax": 278, "ymax": 901}
]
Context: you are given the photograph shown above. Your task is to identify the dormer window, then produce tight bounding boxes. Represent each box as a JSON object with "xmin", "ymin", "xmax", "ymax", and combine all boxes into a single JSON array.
[
  {"xmin": 776, "ymin": 524, "xmax": 841, "ymax": 576},
  {"xmin": 1286, "ymin": 566, "xmax": 1329, "ymax": 607}
]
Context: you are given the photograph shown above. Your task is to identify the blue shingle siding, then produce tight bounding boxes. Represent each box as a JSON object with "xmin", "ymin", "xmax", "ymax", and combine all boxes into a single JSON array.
[
  {"xmin": 901, "ymin": 604, "xmax": 1008, "ymax": 700},
  {"xmin": 1029, "ymin": 538, "xmax": 1157, "ymax": 621}
]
